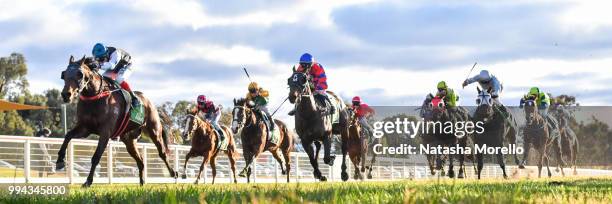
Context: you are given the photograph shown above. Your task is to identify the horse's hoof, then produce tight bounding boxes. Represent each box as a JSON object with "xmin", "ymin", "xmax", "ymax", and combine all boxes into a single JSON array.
[
  {"xmin": 82, "ymin": 182, "xmax": 92, "ymax": 188},
  {"xmin": 319, "ymin": 176, "xmax": 327, "ymax": 182},
  {"xmin": 281, "ymin": 170, "xmax": 287, "ymax": 175},
  {"xmin": 181, "ymin": 174, "xmax": 187, "ymax": 179},
  {"xmin": 518, "ymin": 165, "xmax": 525, "ymax": 169},
  {"xmin": 341, "ymin": 172, "xmax": 349, "ymax": 181},
  {"xmin": 367, "ymin": 174, "xmax": 373, "ymax": 179},
  {"xmin": 56, "ymin": 161, "xmax": 65, "ymax": 171},
  {"xmin": 194, "ymin": 180, "xmax": 200, "ymax": 184},
  {"xmin": 448, "ymin": 171, "xmax": 455, "ymax": 178},
  {"xmin": 238, "ymin": 170, "xmax": 247, "ymax": 177},
  {"xmin": 324, "ymin": 157, "xmax": 335, "ymax": 166}
]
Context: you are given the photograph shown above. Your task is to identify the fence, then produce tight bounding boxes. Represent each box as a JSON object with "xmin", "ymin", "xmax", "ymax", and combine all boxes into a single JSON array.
[{"xmin": 0, "ymin": 135, "xmax": 610, "ymax": 184}]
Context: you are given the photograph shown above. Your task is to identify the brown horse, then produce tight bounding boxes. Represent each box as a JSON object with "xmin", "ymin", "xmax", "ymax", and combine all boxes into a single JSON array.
[
  {"xmin": 57, "ymin": 56, "xmax": 176, "ymax": 187},
  {"xmin": 346, "ymin": 110, "xmax": 370, "ymax": 180},
  {"xmin": 231, "ymin": 98, "xmax": 293, "ymax": 183},
  {"xmin": 180, "ymin": 111, "xmax": 238, "ymax": 184},
  {"xmin": 520, "ymin": 99, "xmax": 561, "ymax": 177}
]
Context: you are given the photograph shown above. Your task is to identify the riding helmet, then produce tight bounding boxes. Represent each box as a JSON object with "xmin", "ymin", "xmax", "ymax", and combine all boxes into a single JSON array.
[{"xmin": 92, "ymin": 43, "xmax": 107, "ymax": 58}]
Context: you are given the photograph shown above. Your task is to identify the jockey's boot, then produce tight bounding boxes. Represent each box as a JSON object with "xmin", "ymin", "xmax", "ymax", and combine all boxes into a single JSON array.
[
  {"xmin": 288, "ymin": 108, "xmax": 296, "ymax": 116},
  {"xmin": 120, "ymin": 81, "xmax": 140, "ymax": 107}
]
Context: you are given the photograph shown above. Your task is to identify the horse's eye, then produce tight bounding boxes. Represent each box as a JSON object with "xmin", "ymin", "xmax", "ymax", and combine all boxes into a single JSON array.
[{"xmin": 429, "ymin": 102, "xmax": 433, "ymax": 107}]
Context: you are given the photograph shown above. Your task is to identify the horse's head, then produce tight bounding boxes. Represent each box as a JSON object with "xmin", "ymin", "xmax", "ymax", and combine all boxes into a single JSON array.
[
  {"xmin": 474, "ymin": 86, "xmax": 494, "ymax": 122},
  {"xmin": 419, "ymin": 93, "xmax": 434, "ymax": 120},
  {"xmin": 181, "ymin": 109, "xmax": 200, "ymax": 142},
  {"xmin": 522, "ymin": 98, "xmax": 538, "ymax": 125},
  {"xmin": 60, "ymin": 55, "xmax": 97, "ymax": 103},
  {"xmin": 287, "ymin": 71, "xmax": 308, "ymax": 104},
  {"xmin": 231, "ymin": 98, "xmax": 255, "ymax": 134}
]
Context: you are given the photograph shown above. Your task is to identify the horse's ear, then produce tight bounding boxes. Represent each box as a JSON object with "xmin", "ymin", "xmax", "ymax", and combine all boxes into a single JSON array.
[
  {"xmin": 292, "ymin": 65, "xmax": 296, "ymax": 72},
  {"xmin": 233, "ymin": 98, "xmax": 237, "ymax": 106},
  {"xmin": 477, "ymin": 86, "xmax": 481, "ymax": 93},
  {"xmin": 80, "ymin": 55, "xmax": 86, "ymax": 65},
  {"xmin": 69, "ymin": 55, "xmax": 74, "ymax": 63}
]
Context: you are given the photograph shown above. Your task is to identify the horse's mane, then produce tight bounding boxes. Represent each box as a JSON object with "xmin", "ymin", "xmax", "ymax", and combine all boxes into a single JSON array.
[{"xmin": 234, "ymin": 98, "xmax": 248, "ymax": 106}]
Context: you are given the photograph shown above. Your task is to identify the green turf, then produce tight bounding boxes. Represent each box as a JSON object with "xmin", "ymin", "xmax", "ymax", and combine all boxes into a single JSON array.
[{"xmin": 1, "ymin": 177, "xmax": 611, "ymax": 204}]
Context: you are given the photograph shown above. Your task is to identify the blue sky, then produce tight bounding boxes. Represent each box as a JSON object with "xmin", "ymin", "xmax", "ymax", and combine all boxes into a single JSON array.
[{"xmin": 1, "ymin": 0, "xmax": 612, "ymax": 121}]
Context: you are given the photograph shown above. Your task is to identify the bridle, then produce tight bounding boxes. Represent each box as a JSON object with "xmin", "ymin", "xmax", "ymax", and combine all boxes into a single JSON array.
[{"xmin": 288, "ymin": 72, "xmax": 311, "ymax": 105}]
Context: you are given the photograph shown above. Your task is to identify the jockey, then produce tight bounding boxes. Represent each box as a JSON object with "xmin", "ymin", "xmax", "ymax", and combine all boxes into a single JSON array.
[
  {"xmin": 436, "ymin": 81, "xmax": 466, "ymax": 121},
  {"xmin": 351, "ymin": 96, "xmax": 375, "ymax": 136},
  {"xmin": 462, "ymin": 69, "xmax": 509, "ymax": 118},
  {"xmin": 92, "ymin": 43, "xmax": 139, "ymax": 107},
  {"xmin": 245, "ymin": 82, "xmax": 275, "ymax": 132},
  {"xmin": 288, "ymin": 53, "xmax": 334, "ymax": 116},
  {"xmin": 520, "ymin": 87, "xmax": 552, "ymax": 116},
  {"xmin": 196, "ymin": 95, "xmax": 224, "ymax": 141}
]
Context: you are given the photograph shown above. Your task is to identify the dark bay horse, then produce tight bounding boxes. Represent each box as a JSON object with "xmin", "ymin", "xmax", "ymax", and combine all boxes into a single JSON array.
[
  {"xmin": 419, "ymin": 95, "xmax": 469, "ymax": 178},
  {"xmin": 553, "ymin": 107, "xmax": 579, "ymax": 175},
  {"xmin": 57, "ymin": 56, "xmax": 176, "ymax": 187},
  {"xmin": 287, "ymin": 71, "xmax": 349, "ymax": 181},
  {"xmin": 472, "ymin": 87, "xmax": 520, "ymax": 179},
  {"xmin": 181, "ymin": 111, "xmax": 238, "ymax": 184},
  {"xmin": 231, "ymin": 98, "xmax": 293, "ymax": 183},
  {"xmin": 520, "ymin": 99, "xmax": 559, "ymax": 177},
  {"xmin": 346, "ymin": 109, "xmax": 371, "ymax": 180}
]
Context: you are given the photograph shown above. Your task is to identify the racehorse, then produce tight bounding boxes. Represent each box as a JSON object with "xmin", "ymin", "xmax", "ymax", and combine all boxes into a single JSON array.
[
  {"xmin": 231, "ymin": 98, "xmax": 293, "ymax": 183},
  {"xmin": 520, "ymin": 99, "xmax": 563, "ymax": 177},
  {"xmin": 552, "ymin": 107, "xmax": 579, "ymax": 175},
  {"xmin": 472, "ymin": 87, "xmax": 520, "ymax": 179},
  {"xmin": 287, "ymin": 71, "xmax": 349, "ymax": 181},
  {"xmin": 345, "ymin": 109, "xmax": 370, "ymax": 180},
  {"xmin": 181, "ymin": 110, "xmax": 238, "ymax": 184},
  {"xmin": 419, "ymin": 94, "xmax": 469, "ymax": 178},
  {"xmin": 57, "ymin": 55, "xmax": 176, "ymax": 187}
]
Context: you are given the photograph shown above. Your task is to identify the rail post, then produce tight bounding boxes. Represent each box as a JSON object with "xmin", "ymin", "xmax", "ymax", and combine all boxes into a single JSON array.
[
  {"xmin": 294, "ymin": 154, "xmax": 300, "ymax": 182},
  {"xmin": 174, "ymin": 146, "xmax": 179, "ymax": 184},
  {"xmin": 68, "ymin": 142, "xmax": 74, "ymax": 184},
  {"xmin": 142, "ymin": 146, "xmax": 148, "ymax": 183},
  {"xmin": 24, "ymin": 140, "xmax": 31, "ymax": 183},
  {"xmin": 274, "ymin": 157, "xmax": 279, "ymax": 183},
  {"xmin": 107, "ymin": 142, "xmax": 113, "ymax": 184}
]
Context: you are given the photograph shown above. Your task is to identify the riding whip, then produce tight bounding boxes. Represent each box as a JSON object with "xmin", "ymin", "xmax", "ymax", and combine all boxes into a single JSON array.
[
  {"xmin": 271, "ymin": 97, "xmax": 289, "ymax": 116},
  {"xmin": 463, "ymin": 62, "xmax": 478, "ymax": 89}
]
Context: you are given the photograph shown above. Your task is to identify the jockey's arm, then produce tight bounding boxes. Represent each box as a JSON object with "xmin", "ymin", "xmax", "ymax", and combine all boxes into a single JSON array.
[{"xmin": 100, "ymin": 51, "xmax": 121, "ymax": 71}]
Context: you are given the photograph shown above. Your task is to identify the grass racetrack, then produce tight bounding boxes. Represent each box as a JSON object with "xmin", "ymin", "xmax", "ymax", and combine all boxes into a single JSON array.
[{"xmin": 1, "ymin": 177, "xmax": 611, "ymax": 204}]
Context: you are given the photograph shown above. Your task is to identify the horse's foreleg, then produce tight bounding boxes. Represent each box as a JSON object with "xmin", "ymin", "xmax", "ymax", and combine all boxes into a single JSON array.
[
  {"xmin": 304, "ymin": 140, "xmax": 326, "ymax": 181},
  {"xmin": 56, "ymin": 126, "xmax": 89, "ymax": 171},
  {"xmin": 210, "ymin": 154, "xmax": 217, "ymax": 184},
  {"xmin": 496, "ymin": 152, "xmax": 508, "ymax": 179},
  {"xmin": 367, "ymin": 141, "xmax": 377, "ymax": 179},
  {"xmin": 341, "ymin": 137, "xmax": 349, "ymax": 181},
  {"xmin": 226, "ymin": 149, "xmax": 238, "ymax": 183},
  {"xmin": 520, "ymin": 141, "xmax": 530, "ymax": 169},
  {"xmin": 323, "ymin": 134, "xmax": 335, "ymax": 166},
  {"xmin": 181, "ymin": 151, "xmax": 193, "ymax": 179},
  {"xmin": 476, "ymin": 153, "xmax": 484, "ymax": 180},
  {"xmin": 82, "ymin": 136, "xmax": 110, "ymax": 187},
  {"xmin": 448, "ymin": 151, "xmax": 455, "ymax": 178},
  {"xmin": 122, "ymin": 138, "xmax": 145, "ymax": 185},
  {"xmin": 552, "ymin": 139, "xmax": 565, "ymax": 176},
  {"xmin": 194, "ymin": 152, "xmax": 210, "ymax": 184}
]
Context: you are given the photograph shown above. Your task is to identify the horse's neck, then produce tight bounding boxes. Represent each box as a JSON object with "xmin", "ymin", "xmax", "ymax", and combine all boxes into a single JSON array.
[
  {"xmin": 80, "ymin": 71, "xmax": 107, "ymax": 97},
  {"xmin": 245, "ymin": 111, "xmax": 259, "ymax": 128},
  {"xmin": 297, "ymin": 94, "xmax": 317, "ymax": 115}
]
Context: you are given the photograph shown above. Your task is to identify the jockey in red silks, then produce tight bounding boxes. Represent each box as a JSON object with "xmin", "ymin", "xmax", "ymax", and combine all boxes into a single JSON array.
[
  {"xmin": 288, "ymin": 53, "xmax": 334, "ymax": 116},
  {"xmin": 351, "ymin": 96, "xmax": 375, "ymax": 136},
  {"xmin": 196, "ymin": 95, "xmax": 224, "ymax": 140},
  {"xmin": 92, "ymin": 43, "xmax": 139, "ymax": 107}
]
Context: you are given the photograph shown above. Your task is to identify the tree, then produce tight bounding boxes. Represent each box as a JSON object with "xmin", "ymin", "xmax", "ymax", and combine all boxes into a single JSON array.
[{"xmin": 0, "ymin": 53, "xmax": 28, "ymax": 99}]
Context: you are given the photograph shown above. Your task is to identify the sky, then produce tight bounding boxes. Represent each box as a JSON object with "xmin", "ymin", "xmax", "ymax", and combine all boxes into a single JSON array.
[{"xmin": 2, "ymin": 0, "xmax": 612, "ymax": 125}]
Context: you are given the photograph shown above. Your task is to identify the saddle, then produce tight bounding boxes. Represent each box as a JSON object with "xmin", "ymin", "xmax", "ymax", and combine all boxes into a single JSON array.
[
  {"xmin": 102, "ymin": 77, "xmax": 144, "ymax": 126},
  {"xmin": 253, "ymin": 109, "xmax": 280, "ymax": 145}
]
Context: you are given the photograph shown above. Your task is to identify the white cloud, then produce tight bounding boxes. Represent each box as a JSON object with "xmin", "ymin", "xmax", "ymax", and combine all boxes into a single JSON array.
[{"xmin": 558, "ymin": 0, "xmax": 612, "ymax": 31}]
